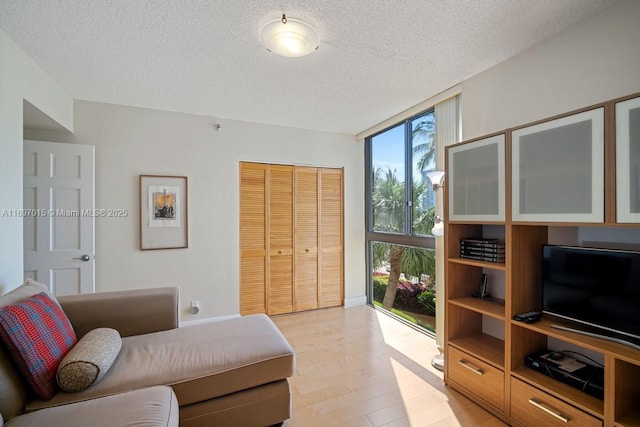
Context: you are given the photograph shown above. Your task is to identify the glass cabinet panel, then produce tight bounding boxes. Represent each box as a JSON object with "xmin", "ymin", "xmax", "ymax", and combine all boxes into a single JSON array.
[
  {"xmin": 616, "ymin": 96, "xmax": 640, "ymax": 223},
  {"xmin": 512, "ymin": 108, "xmax": 604, "ymax": 223},
  {"xmin": 448, "ymin": 134, "xmax": 505, "ymax": 221}
]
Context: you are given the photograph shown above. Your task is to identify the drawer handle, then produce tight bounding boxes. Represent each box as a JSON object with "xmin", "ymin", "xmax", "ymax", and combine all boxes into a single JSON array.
[
  {"xmin": 457, "ymin": 359, "xmax": 484, "ymax": 375},
  {"xmin": 528, "ymin": 398, "xmax": 571, "ymax": 423}
]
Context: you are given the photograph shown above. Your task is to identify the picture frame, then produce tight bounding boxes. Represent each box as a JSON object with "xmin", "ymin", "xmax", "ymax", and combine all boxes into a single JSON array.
[{"xmin": 139, "ymin": 175, "xmax": 188, "ymax": 250}]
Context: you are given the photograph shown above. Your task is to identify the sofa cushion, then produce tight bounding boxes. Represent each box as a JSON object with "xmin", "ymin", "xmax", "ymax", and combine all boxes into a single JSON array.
[
  {"xmin": 0, "ymin": 279, "xmax": 57, "ymax": 419},
  {"xmin": 0, "ymin": 293, "xmax": 76, "ymax": 400},
  {"xmin": 58, "ymin": 287, "xmax": 179, "ymax": 339},
  {"xmin": 0, "ymin": 279, "xmax": 59, "ymax": 309},
  {"xmin": 178, "ymin": 379, "xmax": 291, "ymax": 427},
  {"xmin": 27, "ymin": 314, "xmax": 295, "ymax": 411},
  {"xmin": 5, "ymin": 385, "xmax": 179, "ymax": 427},
  {"xmin": 57, "ymin": 328, "xmax": 122, "ymax": 392}
]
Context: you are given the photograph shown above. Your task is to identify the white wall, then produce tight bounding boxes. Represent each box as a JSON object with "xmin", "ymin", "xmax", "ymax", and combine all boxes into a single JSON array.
[
  {"xmin": 461, "ymin": 0, "xmax": 640, "ymax": 140},
  {"xmin": 25, "ymin": 100, "xmax": 365, "ymax": 320},
  {"xmin": 0, "ymin": 29, "xmax": 73, "ymax": 293}
]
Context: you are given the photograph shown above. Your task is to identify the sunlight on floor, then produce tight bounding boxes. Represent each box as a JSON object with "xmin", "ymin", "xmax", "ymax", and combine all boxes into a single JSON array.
[
  {"xmin": 375, "ymin": 308, "xmax": 440, "ymax": 373},
  {"xmin": 273, "ymin": 306, "xmax": 507, "ymax": 426}
]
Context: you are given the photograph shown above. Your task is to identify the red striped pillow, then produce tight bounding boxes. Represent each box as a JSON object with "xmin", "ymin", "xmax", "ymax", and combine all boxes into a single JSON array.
[{"xmin": 0, "ymin": 292, "xmax": 76, "ymax": 399}]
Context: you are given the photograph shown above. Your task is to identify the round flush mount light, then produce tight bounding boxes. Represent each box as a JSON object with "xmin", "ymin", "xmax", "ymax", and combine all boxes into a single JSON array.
[{"xmin": 260, "ymin": 14, "xmax": 319, "ymax": 58}]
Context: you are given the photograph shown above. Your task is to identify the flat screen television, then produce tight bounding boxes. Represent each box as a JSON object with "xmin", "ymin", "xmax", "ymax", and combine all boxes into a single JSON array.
[{"xmin": 542, "ymin": 245, "xmax": 640, "ymax": 348}]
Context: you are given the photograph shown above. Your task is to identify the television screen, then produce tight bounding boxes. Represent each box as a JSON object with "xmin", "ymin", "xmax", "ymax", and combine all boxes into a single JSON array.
[{"xmin": 542, "ymin": 245, "xmax": 640, "ymax": 345}]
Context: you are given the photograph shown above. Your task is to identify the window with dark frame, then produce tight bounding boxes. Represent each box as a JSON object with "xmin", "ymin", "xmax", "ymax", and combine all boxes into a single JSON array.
[{"xmin": 365, "ymin": 109, "xmax": 438, "ymax": 333}]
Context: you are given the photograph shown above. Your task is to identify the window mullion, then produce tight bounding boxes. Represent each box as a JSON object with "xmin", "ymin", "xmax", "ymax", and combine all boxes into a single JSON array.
[
  {"xmin": 364, "ymin": 136, "xmax": 373, "ymax": 233},
  {"xmin": 405, "ymin": 119, "xmax": 413, "ymax": 236}
]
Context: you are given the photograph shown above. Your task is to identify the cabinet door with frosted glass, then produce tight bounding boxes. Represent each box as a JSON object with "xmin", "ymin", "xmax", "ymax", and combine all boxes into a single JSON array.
[
  {"xmin": 616, "ymin": 96, "xmax": 640, "ymax": 223},
  {"xmin": 512, "ymin": 108, "xmax": 604, "ymax": 223},
  {"xmin": 447, "ymin": 134, "xmax": 505, "ymax": 222}
]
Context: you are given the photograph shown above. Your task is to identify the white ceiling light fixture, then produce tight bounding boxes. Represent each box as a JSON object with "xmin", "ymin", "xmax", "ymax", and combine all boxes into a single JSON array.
[{"xmin": 260, "ymin": 14, "xmax": 319, "ymax": 58}]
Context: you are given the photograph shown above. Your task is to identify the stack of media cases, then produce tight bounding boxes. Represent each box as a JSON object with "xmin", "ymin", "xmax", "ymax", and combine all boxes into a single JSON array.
[{"xmin": 460, "ymin": 238, "xmax": 505, "ymax": 263}]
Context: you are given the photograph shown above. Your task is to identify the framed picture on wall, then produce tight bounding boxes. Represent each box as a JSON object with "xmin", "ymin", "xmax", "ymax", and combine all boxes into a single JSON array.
[{"xmin": 139, "ymin": 174, "xmax": 188, "ymax": 250}]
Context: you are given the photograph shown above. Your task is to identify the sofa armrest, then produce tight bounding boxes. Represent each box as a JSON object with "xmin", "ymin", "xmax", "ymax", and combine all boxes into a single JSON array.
[{"xmin": 57, "ymin": 287, "xmax": 179, "ymax": 338}]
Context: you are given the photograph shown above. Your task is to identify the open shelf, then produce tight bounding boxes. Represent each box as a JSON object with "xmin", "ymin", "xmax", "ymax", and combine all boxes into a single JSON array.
[
  {"xmin": 514, "ymin": 317, "xmax": 640, "ymax": 361},
  {"xmin": 448, "ymin": 301, "xmax": 505, "ymax": 369},
  {"xmin": 616, "ymin": 410, "xmax": 640, "ymax": 427},
  {"xmin": 614, "ymin": 359, "xmax": 640, "ymax": 426},
  {"xmin": 449, "ymin": 333, "xmax": 505, "ymax": 369},
  {"xmin": 510, "ymin": 321, "xmax": 606, "ymax": 419},
  {"xmin": 446, "ymin": 262, "xmax": 506, "ymax": 301},
  {"xmin": 449, "ymin": 296, "xmax": 505, "ymax": 320}
]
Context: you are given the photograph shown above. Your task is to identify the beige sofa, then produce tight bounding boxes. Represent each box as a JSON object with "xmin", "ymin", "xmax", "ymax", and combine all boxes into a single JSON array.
[
  {"xmin": 0, "ymin": 285, "xmax": 295, "ymax": 427},
  {"xmin": 5, "ymin": 385, "xmax": 180, "ymax": 427}
]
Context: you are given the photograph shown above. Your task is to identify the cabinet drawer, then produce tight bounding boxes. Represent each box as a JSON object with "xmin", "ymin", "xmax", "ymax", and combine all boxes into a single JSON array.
[
  {"xmin": 448, "ymin": 346, "xmax": 504, "ymax": 411},
  {"xmin": 510, "ymin": 378, "xmax": 601, "ymax": 427}
]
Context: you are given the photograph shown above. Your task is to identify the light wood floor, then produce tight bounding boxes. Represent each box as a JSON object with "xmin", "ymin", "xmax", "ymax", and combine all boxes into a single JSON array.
[{"xmin": 272, "ymin": 305, "xmax": 508, "ymax": 427}]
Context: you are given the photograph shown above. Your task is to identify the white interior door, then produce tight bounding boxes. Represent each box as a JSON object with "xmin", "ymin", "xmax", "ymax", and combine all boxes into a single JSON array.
[{"xmin": 23, "ymin": 140, "xmax": 95, "ymax": 295}]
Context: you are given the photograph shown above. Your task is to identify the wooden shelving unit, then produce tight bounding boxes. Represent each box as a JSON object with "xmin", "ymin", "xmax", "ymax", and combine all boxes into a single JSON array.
[{"xmin": 443, "ymin": 91, "xmax": 640, "ymax": 427}]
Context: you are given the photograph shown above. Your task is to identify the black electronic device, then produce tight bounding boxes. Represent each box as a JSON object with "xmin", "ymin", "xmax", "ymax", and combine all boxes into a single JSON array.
[
  {"xmin": 472, "ymin": 273, "xmax": 489, "ymax": 298},
  {"xmin": 525, "ymin": 350, "xmax": 604, "ymax": 399},
  {"xmin": 513, "ymin": 311, "xmax": 541, "ymax": 323},
  {"xmin": 542, "ymin": 245, "xmax": 640, "ymax": 348}
]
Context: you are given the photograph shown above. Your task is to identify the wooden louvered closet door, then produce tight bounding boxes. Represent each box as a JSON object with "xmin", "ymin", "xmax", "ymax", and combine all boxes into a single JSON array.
[
  {"xmin": 239, "ymin": 163, "xmax": 266, "ymax": 315},
  {"xmin": 319, "ymin": 168, "xmax": 343, "ymax": 308},
  {"xmin": 294, "ymin": 167, "xmax": 319, "ymax": 311},
  {"xmin": 267, "ymin": 165, "xmax": 294, "ymax": 315},
  {"xmin": 239, "ymin": 162, "xmax": 343, "ymax": 315}
]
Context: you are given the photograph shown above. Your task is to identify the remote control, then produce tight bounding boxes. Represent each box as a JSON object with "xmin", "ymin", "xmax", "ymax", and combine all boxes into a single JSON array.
[{"xmin": 513, "ymin": 311, "xmax": 541, "ymax": 322}]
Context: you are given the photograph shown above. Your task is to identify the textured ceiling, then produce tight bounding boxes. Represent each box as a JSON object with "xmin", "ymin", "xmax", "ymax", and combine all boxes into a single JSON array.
[{"xmin": 0, "ymin": 0, "xmax": 620, "ymax": 134}]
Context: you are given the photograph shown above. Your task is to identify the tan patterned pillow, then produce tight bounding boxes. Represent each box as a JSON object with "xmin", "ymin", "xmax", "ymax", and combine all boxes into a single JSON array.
[{"xmin": 56, "ymin": 328, "xmax": 122, "ymax": 392}]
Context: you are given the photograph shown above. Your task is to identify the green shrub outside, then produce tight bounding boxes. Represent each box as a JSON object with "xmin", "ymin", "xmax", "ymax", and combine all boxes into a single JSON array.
[
  {"xmin": 417, "ymin": 291, "xmax": 436, "ymax": 316},
  {"xmin": 374, "ymin": 274, "xmax": 435, "ymax": 316},
  {"xmin": 373, "ymin": 274, "xmax": 388, "ymax": 302}
]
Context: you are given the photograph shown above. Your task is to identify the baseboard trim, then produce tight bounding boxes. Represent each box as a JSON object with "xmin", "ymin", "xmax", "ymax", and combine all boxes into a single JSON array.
[
  {"xmin": 180, "ymin": 313, "xmax": 240, "ymax": 328},
  {"xmin": 344, "ymin": 295, "xmax": 367, "ymax": 308},
  {"xmin": 180, "ymin": 300, "xmax": 368, "ymax": 325}
]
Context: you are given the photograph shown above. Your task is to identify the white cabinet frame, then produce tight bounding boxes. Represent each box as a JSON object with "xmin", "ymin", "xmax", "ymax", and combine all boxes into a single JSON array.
[
  {"xmin": 512, "ymin": 108, "xmax": 604, "ymax": 223},
  {"xmin": 616, "ymin": 96, "xmax": 640, "ymax": 223},
  {"xmin": 448, "ymin": 134, "xmax": 505, "ymax": 222}
]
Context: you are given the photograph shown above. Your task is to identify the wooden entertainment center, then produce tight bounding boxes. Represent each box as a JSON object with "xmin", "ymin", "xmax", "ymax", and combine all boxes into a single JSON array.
[{"xmin": 444, "ymin": 92, "xmax": 640, "ymax": 427}]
